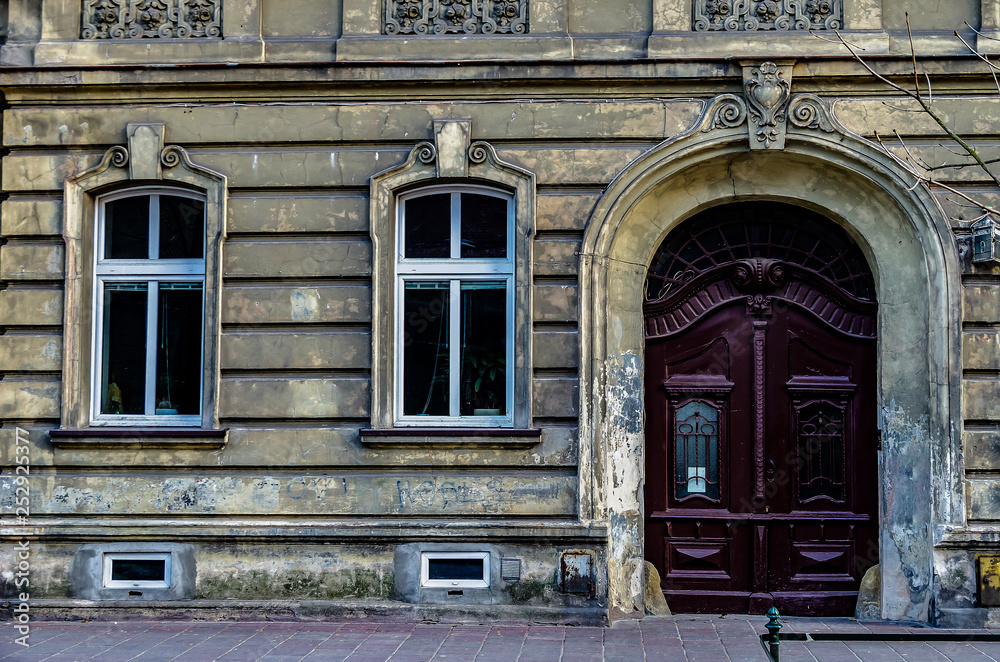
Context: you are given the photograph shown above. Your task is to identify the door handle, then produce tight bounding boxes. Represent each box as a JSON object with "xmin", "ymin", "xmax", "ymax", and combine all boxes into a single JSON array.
[{"xmin": 765, "ymin": 459, "xmax": 776, "ymax": 482}]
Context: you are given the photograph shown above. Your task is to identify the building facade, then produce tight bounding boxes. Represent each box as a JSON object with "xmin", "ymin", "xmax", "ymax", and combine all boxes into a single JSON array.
[{"xmin": 0, "ymin": 0, "xmax": 999, "ymax": 627}]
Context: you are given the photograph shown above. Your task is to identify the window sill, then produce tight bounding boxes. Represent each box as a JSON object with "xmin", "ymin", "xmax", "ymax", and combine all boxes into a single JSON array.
[
  {"xmin": 359, "ymin": 428, "xmax": 541, "ymax": 449},
  {"xmin": 49, "ymin": 428, "xmax": 228, "ymax": 450}
]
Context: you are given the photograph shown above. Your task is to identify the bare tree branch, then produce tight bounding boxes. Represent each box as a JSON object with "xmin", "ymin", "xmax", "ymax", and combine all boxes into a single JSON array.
[
  {"xmin": 829, "ymin": 26, "xmax": 1000, "ymax": 191},
  {"xmin": 870, "ymin": 131, "xmax": 1000, "ymax": 213}
]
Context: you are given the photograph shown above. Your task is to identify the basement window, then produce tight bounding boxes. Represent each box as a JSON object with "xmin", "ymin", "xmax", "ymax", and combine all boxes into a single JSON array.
[
  {"xmin": 420, "ymin": 551, "xmax": 490, "ymax": 588},
  {"xmin": 102, "ymin": 552, "xmax": 171, "ymax": 589}
]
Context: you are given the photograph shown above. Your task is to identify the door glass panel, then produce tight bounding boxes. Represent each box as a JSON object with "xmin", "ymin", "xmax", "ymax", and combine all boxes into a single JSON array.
[
  {"xmin": 105, "ymin": 196, "xmax": 150, "ymax": 259},
  {"xmin": 101, "ymin": 283, "xmax": 148, "ymax": 415},
  {"xmin": 796, "ymin": 401, "xmax": 846, "ymax": 503},
  {"xmin": 402, "ymin": 282, "xmax": 450, "ymax": 415},
  {"xmin": 156, "ymin": 283, "xmax": 204, "ymax": 415},
  {"xmin": 674, "ymin": 400, "xmax": 720, "ymax": 501},
  {"xmin": 159, "ymin": 196, "xmax": 204, "ymax": 259},
  {"xmin": 404, "ymin": 194, "xmax": 451, "ymax": 258},
  {"xmin": 460, "ymin": 193, "xmax": 507, "ymax": 258},
  {"xmin": 459, "ymin": 281, "xmax": 507, "ymax": 416}
]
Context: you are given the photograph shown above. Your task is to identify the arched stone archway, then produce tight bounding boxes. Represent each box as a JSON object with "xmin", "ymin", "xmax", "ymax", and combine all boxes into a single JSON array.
[{"xmin": 579, "ymin": 103, "xmax": 962, "ymax": 622}]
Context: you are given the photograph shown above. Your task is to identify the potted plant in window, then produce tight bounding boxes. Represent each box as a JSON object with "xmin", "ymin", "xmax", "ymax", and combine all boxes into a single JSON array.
[{"xmin": 466, "ymin": 350, "xmax": 505, "ymax": 416}]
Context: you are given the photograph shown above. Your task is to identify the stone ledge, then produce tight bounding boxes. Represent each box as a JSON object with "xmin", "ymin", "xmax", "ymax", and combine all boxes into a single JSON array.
[
  {"xmin": 335, "ymin": 35, "xmax": 574, "ymax": 62},
  {"xmin": 359, "ymin": 427, "xmax": 542, "ymax": 449},
  {"xmin": 33, "ymin": 39, "xmax": 265, "ymax": 66},
  {"xmin": 0, "ymin": 519, "xmax": 607, "ymax": 542},
  {"xmin": 49, "ymin": 428, "xmax": 229, "ymax": 450},
  {"xmin": 937, "ymin": 527, "xmax": 1000, "ymax": 546},
  {"xmin": 2, "ymin": 599, "xmax": 607, "ymax": 626},
  {"xmin": 647, "ymin": 29, "xmax": 891, "ymax": 59}
]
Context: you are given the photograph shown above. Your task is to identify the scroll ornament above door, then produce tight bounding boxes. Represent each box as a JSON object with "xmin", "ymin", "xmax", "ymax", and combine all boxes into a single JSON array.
[{"xmin": 694, "ymin": 61, "xmax": 850, "ymax": 150}]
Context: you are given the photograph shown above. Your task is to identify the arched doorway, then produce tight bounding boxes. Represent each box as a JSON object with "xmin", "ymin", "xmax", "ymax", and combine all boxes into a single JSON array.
[{"xmin": 642, "ymin": 202, "xmax": 879, "ymax": 616}]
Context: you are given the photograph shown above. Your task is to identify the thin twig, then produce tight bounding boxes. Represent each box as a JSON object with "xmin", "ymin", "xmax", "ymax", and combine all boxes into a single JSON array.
[
  {"xmin": 907, "ymin": 14, "xmax": 922, "ymax": 100},
  {"xmin": 893, "ymin": 130, "xmax": 933, "ymax": 170},
  {"xmin": 873, "ymin": 133, "xmax": 1000, "ymax": 212},
  {"xmin": 940, "ymin": 143, "xmax": 968, "ymax": 158},
  {"xmin": 966, "ymin": 22, "xmax": 1000, "ymax": 43},
  {"xmin": 881, "ymin": 102, "xmax": 926, "ymax": 112},
  {"xmin": 957, "ymin": 27, "xmax": 1000, "ymax": 83}
]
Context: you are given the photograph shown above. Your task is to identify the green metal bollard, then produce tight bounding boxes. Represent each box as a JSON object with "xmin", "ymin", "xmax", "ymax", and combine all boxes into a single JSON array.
[{"xmin": 765, "ymin": 607, "xmax": 782, "ymax": 661}]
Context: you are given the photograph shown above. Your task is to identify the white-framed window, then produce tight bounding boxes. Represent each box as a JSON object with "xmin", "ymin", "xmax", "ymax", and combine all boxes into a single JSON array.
[
  {"xmin": 102, "ymin": 552, "xmax": 172, "ymax": 589},
  {"xmin": 92, "ymin": 187, "xmax": 206, "ymax": 426},
  {"xmin": 420, "ymin": 551, "xmax": 490, "ymax": 588},
  {"xmin": 395, "ymin": 185, "xmax": 515, "ymax": 427}
]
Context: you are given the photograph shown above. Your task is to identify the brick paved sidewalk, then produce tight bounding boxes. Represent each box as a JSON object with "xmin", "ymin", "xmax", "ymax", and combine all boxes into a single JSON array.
[{"xmin": 0, "ymin": 615, "xmax": 998, "ymax": 661}]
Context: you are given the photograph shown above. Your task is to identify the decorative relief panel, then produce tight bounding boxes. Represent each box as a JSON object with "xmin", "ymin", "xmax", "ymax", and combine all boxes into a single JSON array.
[
  {"xmin": 794, "ymin": 399, "xmax": 847, "ymax": 503},
  {"xmin": 384, "ymin": 0, "xmax": 528, "ymax": 35},
  {"xmin": 694, "ymin": 0, "xmax": 841, "ymax": 31},
  {"xmin": 82, "ymin": 0, "xmax": 221, "ymax": 39}
]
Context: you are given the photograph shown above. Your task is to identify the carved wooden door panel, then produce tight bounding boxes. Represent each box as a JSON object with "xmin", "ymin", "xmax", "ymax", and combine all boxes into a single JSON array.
[{"xmin": 643, "ymin": 203, "xmax": 878, "ymax": 616}]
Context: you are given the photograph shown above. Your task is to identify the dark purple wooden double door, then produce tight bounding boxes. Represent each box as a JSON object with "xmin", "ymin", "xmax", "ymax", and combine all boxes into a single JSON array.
[{"xmin": 643, "ymin": 204, "xmax": 879, "ymax": 616}]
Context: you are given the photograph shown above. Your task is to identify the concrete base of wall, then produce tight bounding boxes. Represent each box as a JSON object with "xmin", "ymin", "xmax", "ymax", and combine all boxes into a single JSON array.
[
  {"xmin": 1, "ymin": 599, "xmax": 608, "ymax": 626},
  {"xmin": 933, "ymin": 608, "xmax": 995, "ymax": 629}
]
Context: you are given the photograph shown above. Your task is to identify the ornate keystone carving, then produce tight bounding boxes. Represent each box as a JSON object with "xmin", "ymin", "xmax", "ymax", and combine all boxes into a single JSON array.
[
  {"xmin": 81, "ymin": 0, "xmax": 221, "ymax": 39},
  {"xmin": 694, "ymin": 0, "xmax": 841, "ymax": 31},
  {"xmin": 744, "ymin": 62, "xmax": 792, "ymax": 150},
  {"xmin": 384, "ymin": 0, "xmax": 528, "ymax": 35}
]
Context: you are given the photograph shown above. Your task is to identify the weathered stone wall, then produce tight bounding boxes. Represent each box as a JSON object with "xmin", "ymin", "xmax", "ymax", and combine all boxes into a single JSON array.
[
  {"xmin": 0, "ymin": 0, "xmax": 999, "ymax": 625},
  {"xmin": 0, "ymin": 86, "xmax": 690, "ymax": 605}
]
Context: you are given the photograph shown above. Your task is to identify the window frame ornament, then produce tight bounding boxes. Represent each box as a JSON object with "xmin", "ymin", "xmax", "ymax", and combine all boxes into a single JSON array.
[
  {"xmin": 91, "ymin": 187, "xmax": 207, "ymax": 427},
  {"xmin": 61, "ymin": 123, "xmax": 227, "ymax": 431},
  {"xmin": 662, "ymin": 377, "xmax": 733, "ymax": 506},
  {"xmin": 370, "ymin": 121, "xmax": 535, "ymax": 431},
  {"xmin": 672, "ymin": 398, "xmax": 723, "ymax": 502},
  {"xmin": 395, "ymin": 186, "xmax": 516, "ymax": 427},
  {"xmin": 786, "ymin": 380, "xmax": 856, "ymax": 507},
  {"xmin": 793, "ymin": 398, "xmax": 848, "ymax": 504}
]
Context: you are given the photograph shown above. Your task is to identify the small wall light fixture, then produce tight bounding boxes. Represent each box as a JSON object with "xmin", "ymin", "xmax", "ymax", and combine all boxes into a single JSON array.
[{"xmin": 972, "ymin": 215, "xmax": 1000, "ymax": 264}]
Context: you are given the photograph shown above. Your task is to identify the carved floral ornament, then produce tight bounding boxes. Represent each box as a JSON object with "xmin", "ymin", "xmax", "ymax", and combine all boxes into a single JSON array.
[
  {"xmin": 81, "ymin": 0, "xmax": 221, "ymax": 39},
  {"xmin": 698, "ymin": 61, "xmax": 847, "ymax": 150},
  {"xmin": 384, "ymin": 0, "xmax": 527, "ymax": 35},
  {"xmin": 694, "ymin": 0, "xmax": 841, "ymax": 31}
]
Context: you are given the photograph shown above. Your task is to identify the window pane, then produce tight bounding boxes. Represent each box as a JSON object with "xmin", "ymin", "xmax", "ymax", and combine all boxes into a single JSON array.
[
  {"xmin": 156, "ymin": 283, "xmax": 204, "ymax": 415},
  {"xmin": 674, "ymin": 401, "xmax": 720, "ymax": 500},
  {"xmin": 105, "ymin": 196, "xmax": 150, "ymax": 259},
  {"xmin": 403, "ymin": 282, "xmax": 450, "ymax": 416},
  {"xmin": 427, "ymin": 558, "xmax": 484, "ymax": 581},
  {"xmin": 159, "ymin": 196, "xmax": 205, "ymax": 259},
  {"xmin": 460, "ymin": 193, "xmax": 507, "ymax": 258},
  {"xmin": 404, "ymin": 194, "xmax": 451, "ymax": 258},
  {"xmin": 460, "ymin": 282, "xmax": 506, "ymax": 416},
  {"xmin": 101, "ymin": 283, "xmax": 148, "ymax": 415},
  {"xmin": 110, "ymin": 559, "xmax": 166, "ymax": 582}
]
